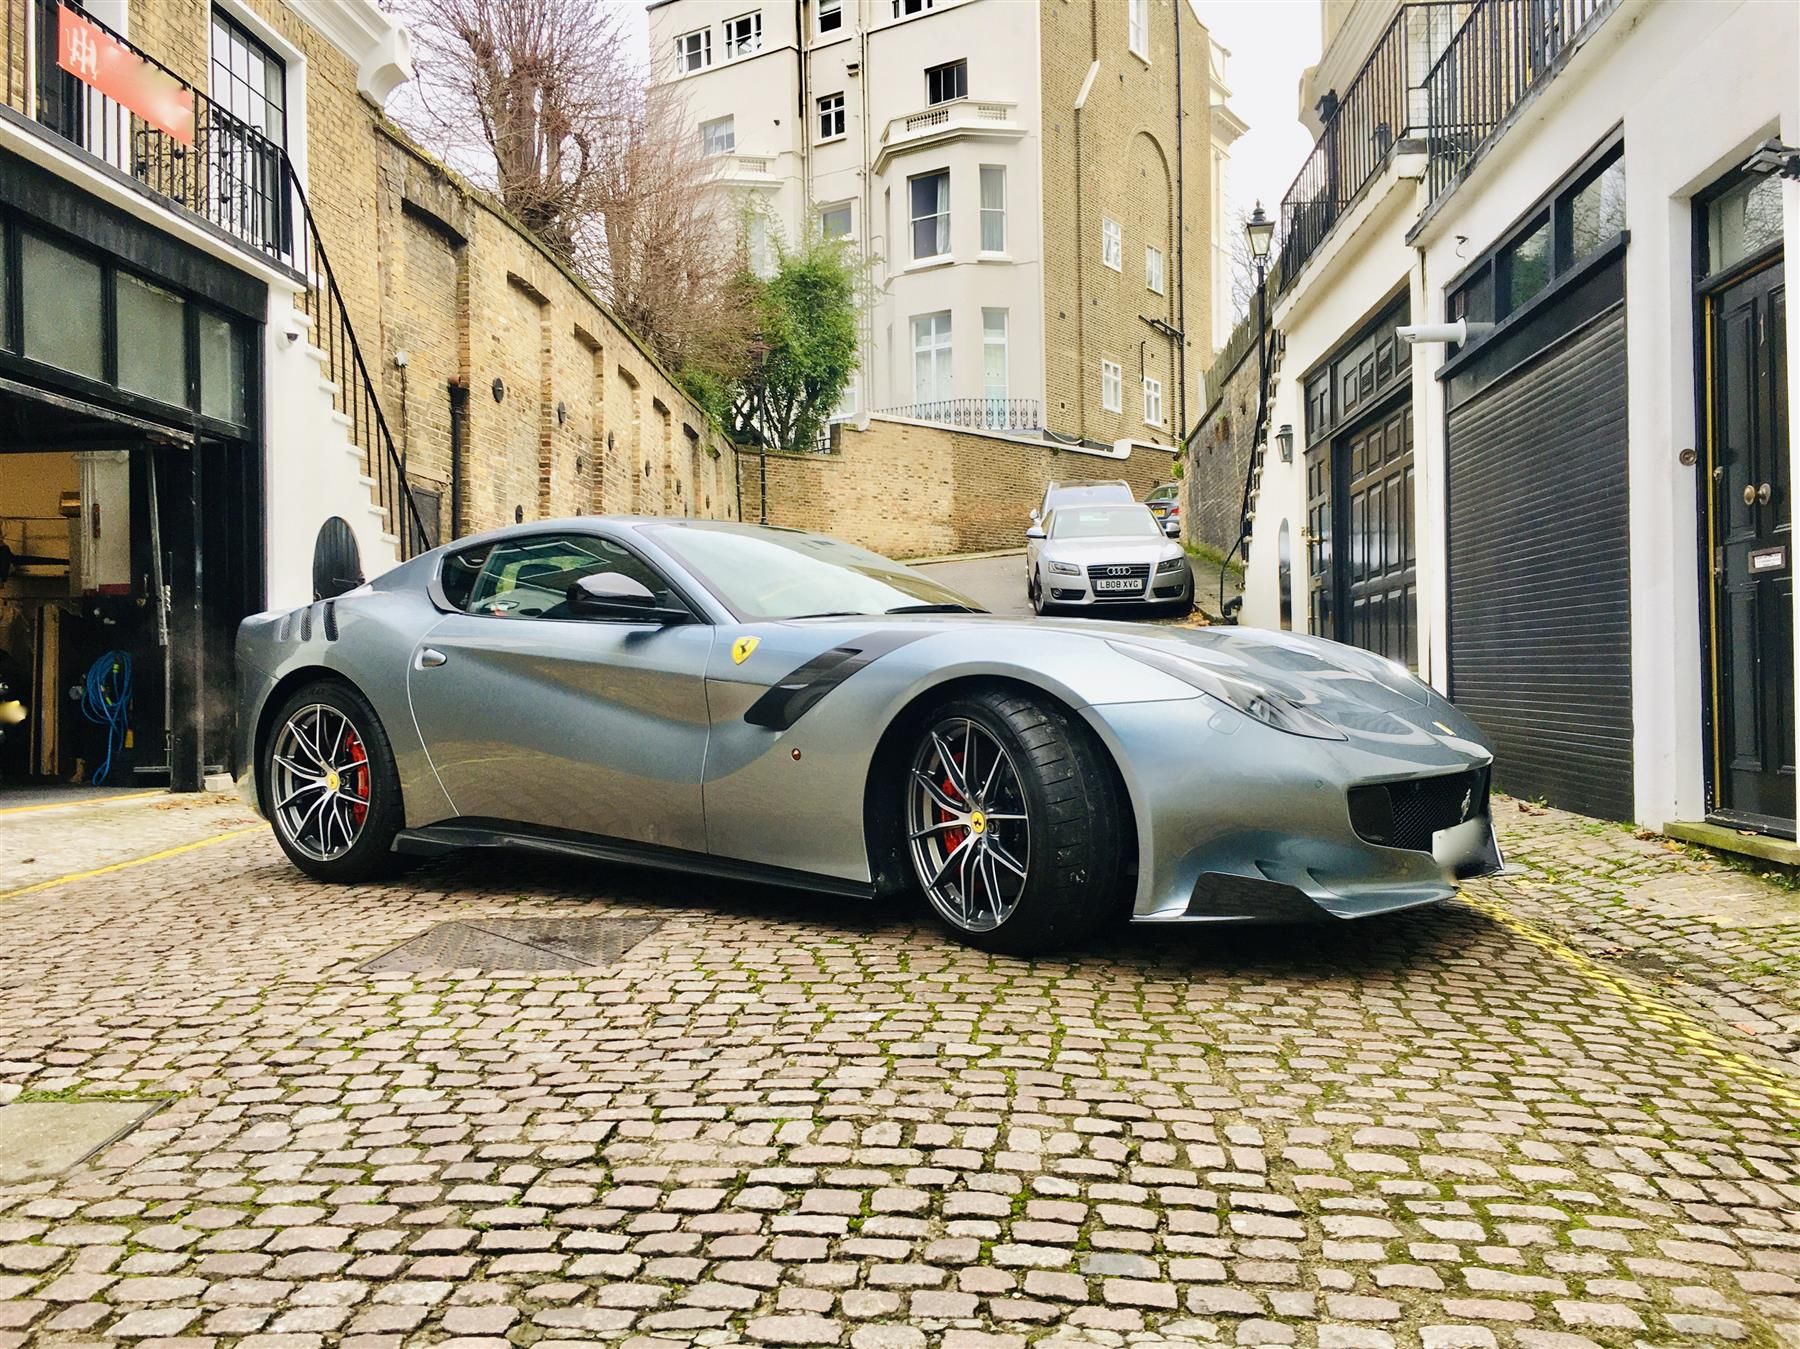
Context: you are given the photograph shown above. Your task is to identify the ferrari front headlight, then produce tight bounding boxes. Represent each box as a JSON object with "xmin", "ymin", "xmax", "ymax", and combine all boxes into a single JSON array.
[
  {"xmin": 1048, "ymin": 560, "xmax": 1082, "ymax": 576},
  {"xmin": 1109, "ymin": 641, "xmax": 1345, "ymax": 741}
]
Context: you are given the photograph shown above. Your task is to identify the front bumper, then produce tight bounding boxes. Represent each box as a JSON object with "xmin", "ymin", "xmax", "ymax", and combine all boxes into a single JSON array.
[
  {"xmin": 1045, "ymin": 566, "xmax": 1192, "ymax": 607},
  {"xmin": 1083, "ymin": 696, "xmax": 1502, "ymax": 925}
]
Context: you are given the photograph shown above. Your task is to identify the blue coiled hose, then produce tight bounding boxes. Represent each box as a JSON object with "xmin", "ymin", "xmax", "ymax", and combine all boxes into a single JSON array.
[{"xmin": 80, "ymin": 650, "xmax": 132, "ymax": 786}]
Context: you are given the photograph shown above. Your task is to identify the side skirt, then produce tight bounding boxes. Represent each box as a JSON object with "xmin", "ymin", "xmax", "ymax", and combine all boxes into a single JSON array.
[{"xmin": 393, "ymin": 819, "xmax": 878, "ymax": 900}]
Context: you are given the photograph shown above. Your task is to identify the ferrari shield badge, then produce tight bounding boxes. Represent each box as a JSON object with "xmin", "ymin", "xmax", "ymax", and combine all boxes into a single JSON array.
[{"xmin": 732, "ymin": 635, "xmax": 760, "ymax": 665}]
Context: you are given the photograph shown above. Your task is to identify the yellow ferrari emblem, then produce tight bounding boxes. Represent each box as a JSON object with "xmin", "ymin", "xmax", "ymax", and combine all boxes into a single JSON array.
[
  {"xmin": 732, "ymin": 635, "xmax": 761, "ymax": 665},
  {"xmin": 969, "ymin": 809, "xmax": 987, "ymax": 834},
  {"xmin": 326, "ymin": 769, "xmax": 341, "ymax": 793}
]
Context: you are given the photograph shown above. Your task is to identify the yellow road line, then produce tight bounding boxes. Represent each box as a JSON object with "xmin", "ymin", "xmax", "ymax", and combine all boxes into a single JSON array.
[
  {"xmin": 0, "ymin": 825, "xmax": 266, "ymax": 903},
  {"xmin": 0, "ymin": 789, "xmax": 166, "ymax": 817},
  {"xmin": 1464, "ymin": 892, "xmax": 1800, "ymax": 1118}
]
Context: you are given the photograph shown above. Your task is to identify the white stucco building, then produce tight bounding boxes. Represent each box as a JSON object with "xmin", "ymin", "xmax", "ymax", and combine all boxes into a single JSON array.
[
  {"xmin": 1230, "ymin": 0, "xmax": 1799, "ymax": 843},
  {"xmin": 648, "ymin": 0, "xmax": 1240, "ymax": 448}
]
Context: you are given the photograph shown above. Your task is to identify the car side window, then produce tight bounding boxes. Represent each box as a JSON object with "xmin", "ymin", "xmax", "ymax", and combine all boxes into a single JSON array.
[{"xmin": 447, "ymin": 534, "xmax": 683, "ymax": 621}]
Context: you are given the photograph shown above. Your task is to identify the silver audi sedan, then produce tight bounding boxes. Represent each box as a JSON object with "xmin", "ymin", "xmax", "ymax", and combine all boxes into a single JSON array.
[{"xmin": 1026, "ymin": 502, "xmax": 1193, "ymax": 616}]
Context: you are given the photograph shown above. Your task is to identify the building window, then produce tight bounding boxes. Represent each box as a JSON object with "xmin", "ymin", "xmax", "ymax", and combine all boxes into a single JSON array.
[
  {"xmin": 210, "ymin": 8, "xmax": 287, "ymax": 149},
  {"xmin": 673, "ymin": 27, "xmax": 712, "ymax": 73},
  {"xmin": 894, "ymin": 0, "xmax": 936, "ymax": 15},
  {"xmin": 1101, "ymin": 359, "xmax": 1122, "ymax": 413},
  {"xmin": 116, "ymin": 272, "xmax": 188, "ymax": 405},
  {"xmin": 1706, "ymin": 171, "xmax": 1781, "ymax": 274},
  {"xmin": 1128, "ymin": 0, "xmax": 1149, "ymax": 59},
  {"xmin": 819, "ymin": 202, "xmax": 853, "ymax": 239},
  {"xmin": 198, "ymin": 309, "xmax": 246, "ymax": 422},
  {"xmin": 979, "ymin": 165, "xmax": 1006, "ymax": 253},
  {"xmin": 1142, "ymin": 375, "xmax": 1163, "ymax": 426},
  {"xmin": 818, "ymin": 0, "xmax": 844, "ymax": 35},
  {"xmin": 912, "ymin": 311, "xmax": 952, "ymax": 406},
  {"xmin": 700, "ymin": 115, "xmax": 736, "ymax": 156},
  {"xmin": 20, "ymin": 231, "xmax": 103, "ymax": 380},
  {"xmin": 1500, "ymin": 214, "xmax": 1550, "ymax": 313},
  {"xmin": 925, "ymin": 59, "xmax": 967, "ymax": 106},
  {"xmin": 1101, "ymin": 216, "xmax": 1122, "ymax": 271},
  {"xmin": 746, "ymin": 215, "xmax": 774, "ymax": 277},
  {"xmin": 983, "ymin": 308, "xmax": 1008, "ymax": 409},
  {"xmin": 724, "ymin": 12, "xmax": 762, "ymax": 59},
  {"xmin": 909, "ymin": 170, "xmax": 950, "ymax": 260},
  {"xmin": 817, "ymin": 91, "xmax": 846, "ymax": 140},
  {"xmin": 1566, "ymin": 153, "xmax": 1626, "ymax": 265},
  {"xmin": 1145, "ymin": 244, "xmax": 1164, "ymax": 295}
]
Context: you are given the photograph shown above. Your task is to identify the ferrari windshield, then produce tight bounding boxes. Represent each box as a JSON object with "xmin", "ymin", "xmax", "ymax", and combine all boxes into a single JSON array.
[
  {"xmin": 1051, "ymin": 505, "xmax": 1163, "ymax": 539},
  {"xmin": 645, "ymin": 523, "xmax": 984, "ymax": 620}
]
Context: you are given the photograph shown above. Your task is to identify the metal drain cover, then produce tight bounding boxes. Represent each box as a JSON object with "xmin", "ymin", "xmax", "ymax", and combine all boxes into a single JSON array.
[{"xmin": 361, "ymin": 917, "xmax": 662, "ymax": 973}]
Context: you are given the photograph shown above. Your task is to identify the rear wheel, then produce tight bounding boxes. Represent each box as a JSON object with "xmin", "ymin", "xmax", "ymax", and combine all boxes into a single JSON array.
[
  {"xmin": 263, "ymin": 680, "xmax": 406, "ymax": 882},
  {"xmin": 1029, "ymin": 569, "xmax": 1048, "ymax": 616},
  {"xmin": 904, "ymin": 688, "xmax": 1123, "ymax": 953}
]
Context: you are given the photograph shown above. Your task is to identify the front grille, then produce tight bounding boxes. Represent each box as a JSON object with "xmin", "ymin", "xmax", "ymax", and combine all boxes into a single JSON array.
[
  {"xmin": 1051, "ymin": 587, "xmax": 1085, "ymax": 600},
  {"xmin": 1086, "ymin": 561, "xmax": 1150, "ymax": 599},
  {"xmin": 1347, "ymin": 767, "xmax": 1489, "ymax": 852}
]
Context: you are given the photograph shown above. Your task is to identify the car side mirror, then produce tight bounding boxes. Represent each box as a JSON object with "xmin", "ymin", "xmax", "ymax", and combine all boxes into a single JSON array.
[
  {"xmin": 567, "ymin": 572, "xmax": 689, "ymax": 624},
  {"xmin": 1025, "ymin": 526, "xmax": 1047, "ymax": 541}
]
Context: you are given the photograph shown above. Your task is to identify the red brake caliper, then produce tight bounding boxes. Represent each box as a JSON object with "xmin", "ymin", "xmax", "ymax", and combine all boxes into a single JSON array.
[
  {"xmin": 939, "ymin": 755, "xmax": 966, "ymax": 853},
  {"xmin": 346, "ymin": 731, "xmax": 370, "ymax": 826}
]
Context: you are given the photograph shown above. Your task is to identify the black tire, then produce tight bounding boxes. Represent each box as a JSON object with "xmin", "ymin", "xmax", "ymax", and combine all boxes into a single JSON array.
[
  {"xmin": 903, "ymin": 687, "xmax": 1124, "ymax": 954},
  {"xmin": 262, "ymin": 679, "xmax": 408, "ymax": 883},
  {"xmin": 1030, "ymin": 569, "xmax": 1048, "ymax": 616}
]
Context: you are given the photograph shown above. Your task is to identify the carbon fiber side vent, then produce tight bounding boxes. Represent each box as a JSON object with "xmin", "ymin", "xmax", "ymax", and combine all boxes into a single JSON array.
[{"xmin": 323, "ymin": 600, "xmax": 339, "ymax": 641}]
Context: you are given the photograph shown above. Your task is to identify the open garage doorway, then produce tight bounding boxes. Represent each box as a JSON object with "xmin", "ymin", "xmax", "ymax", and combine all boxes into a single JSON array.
[{"xmin": 0, "ymin": 382, "xmax": 260, "ymax": 794}]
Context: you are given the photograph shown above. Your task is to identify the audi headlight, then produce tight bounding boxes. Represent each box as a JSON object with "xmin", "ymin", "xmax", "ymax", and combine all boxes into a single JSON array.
[
  {"xmin": 1109, "ymin": 641, "xmax": 1345, "ymax": 740},
  {"xmin": 1048, "ymin": 560, "xmax": 1082, "ymax": 576},
  {"xmin": 1155, "ymin": 556, "xmax": 1186, "ymax": 574}
]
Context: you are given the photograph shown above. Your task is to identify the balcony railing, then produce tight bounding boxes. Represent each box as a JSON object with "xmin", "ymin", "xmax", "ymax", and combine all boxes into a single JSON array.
[
  {"xmin": 877, "ymin": 398, "xmax": 1041, "ymax": 433},
  {"xmin": 1276, "ymin": 3, "xmax": 1464, "ymax": 291},
  {"xmin": 1423, "ymin": 0, "xmax": 1614, "ymax": 200},
  {"xmin": 2, "ymin": 0, "xmax": 429, "ymax": 558},
  {"xmin": 875, "ymin": 98, "xmax": 1022, "ymax": 167}
]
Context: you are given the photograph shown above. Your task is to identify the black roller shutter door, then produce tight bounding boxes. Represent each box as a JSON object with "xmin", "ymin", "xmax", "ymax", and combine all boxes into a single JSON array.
[{"xmin": 1447, "ymin": 307, "xmax": 1632, "ymax": 820}]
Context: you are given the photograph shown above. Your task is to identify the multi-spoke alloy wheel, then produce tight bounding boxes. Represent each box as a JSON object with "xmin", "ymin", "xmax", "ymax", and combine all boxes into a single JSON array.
[
  {"xmin": 261, "ymin": 681, "xmax": 406, "ymax": 882},
  {"xmin": 907, "ymin": 715, "xmax": 1033, "ymax": 933},
  {"xmin": 271, "ymin": 702, "xmax": 372, "ymax": 862}
]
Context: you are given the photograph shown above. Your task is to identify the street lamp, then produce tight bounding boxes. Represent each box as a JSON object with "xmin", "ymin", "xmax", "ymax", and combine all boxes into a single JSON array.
[
  {"xmin": 1244, "ymin": 201, "xmax": 1275, "ymax": 265},
  {"xmin": 1223, "ymin": 201, "xmax": 1278, "ymax": 618}
]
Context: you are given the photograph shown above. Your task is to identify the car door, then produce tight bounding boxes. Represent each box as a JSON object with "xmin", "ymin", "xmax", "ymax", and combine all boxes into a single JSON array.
[{"xmin": 407, "ymin": 530, "xmax": 715, "ymax": 851}]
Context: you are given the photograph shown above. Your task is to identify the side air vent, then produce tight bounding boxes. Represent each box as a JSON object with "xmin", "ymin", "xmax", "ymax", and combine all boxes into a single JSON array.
[
  {"xmin": 323, "ymin": 600, "xmax": 339, "ymax": 641},
  {"xmin": 277, "ymin": 613, "xmax": 291, "ymax": 642},
  {"xmin": 300, "ymin": 605, "xmax": 313, "ymax": 642}
]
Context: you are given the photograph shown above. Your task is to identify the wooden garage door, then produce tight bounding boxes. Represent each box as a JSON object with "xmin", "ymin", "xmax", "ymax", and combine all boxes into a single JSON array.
[{"xmin": 1447, "ymin": 308, "xmax": 1632, "ymax": 820}]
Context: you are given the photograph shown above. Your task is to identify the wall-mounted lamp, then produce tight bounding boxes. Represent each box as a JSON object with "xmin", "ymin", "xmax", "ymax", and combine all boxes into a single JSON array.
[
  {"xmin": 492, "ymin": 377, "xmax": 506, "ymax": 402},
  {"xmin": 1277, "ymin": 424, "xmax": 1294, "ymax": 463}
]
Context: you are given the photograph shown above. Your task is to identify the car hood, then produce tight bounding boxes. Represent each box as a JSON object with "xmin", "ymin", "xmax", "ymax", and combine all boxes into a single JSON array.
[{"xmin": 1039, "ymin": 537, "xmax": 1181, "ymax": 563}]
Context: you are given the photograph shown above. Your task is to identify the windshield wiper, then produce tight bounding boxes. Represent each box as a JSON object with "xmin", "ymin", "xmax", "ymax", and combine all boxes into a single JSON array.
[
  {"xmin": 885, "ymin": 603, "xmax": 984, "ymax": 614},
  {"xmin": 783, "ymin": 611, "xmax": 862, "ymax": 620}
]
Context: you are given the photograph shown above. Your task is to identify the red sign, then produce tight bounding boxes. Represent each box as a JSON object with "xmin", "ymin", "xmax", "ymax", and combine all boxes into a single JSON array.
[{"xmin": 57, "ymin": 5, "xmax": 194, "ymax": 146}]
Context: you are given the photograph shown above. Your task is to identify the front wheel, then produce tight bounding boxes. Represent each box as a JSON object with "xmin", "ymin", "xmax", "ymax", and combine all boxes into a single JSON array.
[
  {"xmin": 904, "ymin": 688, "xmax": 1124, "ymax": 953},
  {"xmin": 263, "ymin": 680, "xmax": 407, "ymax": 882}
]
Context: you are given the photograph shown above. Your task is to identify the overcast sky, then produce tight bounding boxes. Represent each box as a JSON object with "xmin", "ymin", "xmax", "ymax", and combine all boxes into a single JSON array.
[{"xmin": 618, "ymin": 0, "xmax": 1320, "ymax": 225}]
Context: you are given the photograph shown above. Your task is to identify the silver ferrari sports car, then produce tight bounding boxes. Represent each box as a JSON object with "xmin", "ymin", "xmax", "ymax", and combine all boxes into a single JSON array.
[{"xmin": 236, "ymin": 518, "xmax": 1501, "ymax": 953}]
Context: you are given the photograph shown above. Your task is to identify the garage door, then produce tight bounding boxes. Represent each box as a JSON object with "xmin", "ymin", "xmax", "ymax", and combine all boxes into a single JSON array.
[{"xmin": 1447, "ymin": 307, "xmax": 1632, "ymax": 820}]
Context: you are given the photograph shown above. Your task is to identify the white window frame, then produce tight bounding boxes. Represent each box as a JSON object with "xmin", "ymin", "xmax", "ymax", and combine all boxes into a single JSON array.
[
  {"xmin": 894, "ymin": 0, "xmax": 936, "ymax": 16},
  {"xmin": 1142, "ymin": 375, "xmax": 1164, "ymax": 427},
  {"xmin": 925, "ymin": 58, "xmax": 967, "ymax": 107},
  {"xmin": 979, "ymin": 165, "xmax": 1006, "ymax": 254},
  {"xmin": 746, "ymin": 214, "xmax": 775, "ymax": 277},
  {"xmin": 700, "ymin": 115, "xmax": 736, "ymax": 156},
  {"xmin": 982, "ymin": 308, "xmax": 1008, "ymax": 407},
  {"xmin": 1101, "ymin": 359, "xmax": 1122, "ymax": 414},
  {"xmin": 818, "ymin": 0, "xmax": 844, "ymax": 36},
  {"xmin": 817, "ymin": 91, "xmax": 846, "ymax": 141},
  {"xmin": 818, "ymin": 201, "xmax": 853, "ymax": 239},
  {"xmin": 912, "ymin": 311, "xmax": 953, "ymax": 406},
  {"xmin": 724, "ymin": 11, "xmax": 763, "ymax": 59},
  {"xmin": 1145, "ymin": 244, "xmax": 1164, "ymax": 295},
  {"xmin": 1101, "ymin": 216, "xmax": 1122, "ymax": 271},
  {"xmin": 674, "ymin": 28, "xmax": 712, "ymax": 73},
  {"xmin": 908, "ymin": 169, "xmax": 951, "ymax": 262},
  {"xmin": 1128, "ymin": 0, "xmax": 1149, "ymax": 60}
]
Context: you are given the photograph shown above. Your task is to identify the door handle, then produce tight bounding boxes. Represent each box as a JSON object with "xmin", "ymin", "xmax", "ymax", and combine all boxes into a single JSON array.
[
  {"xmin": 417, "ymin": 647, "xmax": 448, "ymax": 668},
  {"xmin": 1745, "ymin": 484, "xmax": 1758, "ymax": 506},
  {"xmin": 1758, "ymin": 482, "xmax": 1773, "ymax": 506}
]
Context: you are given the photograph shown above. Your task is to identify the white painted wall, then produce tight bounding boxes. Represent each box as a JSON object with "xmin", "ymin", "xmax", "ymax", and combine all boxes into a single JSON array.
[{"xmin": 1245, "ymin": 0, "xmax": 1800, "ymax": 829}]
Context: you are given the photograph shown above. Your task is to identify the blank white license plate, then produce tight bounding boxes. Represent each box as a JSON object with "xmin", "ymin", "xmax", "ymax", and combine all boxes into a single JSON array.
[{"xmin": 1095, "ymin": 578, "xmax": 1142, "ymax": 592}]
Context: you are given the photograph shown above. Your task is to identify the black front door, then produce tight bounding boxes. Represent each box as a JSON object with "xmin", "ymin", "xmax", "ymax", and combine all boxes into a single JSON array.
[
  {"xmin": 1711, "ymin": 261, "xmax": 1792, "ymax": 828},
  {"xmin": 1340, "ymin": 403, "xmax": 1417, "ymax": 666}
]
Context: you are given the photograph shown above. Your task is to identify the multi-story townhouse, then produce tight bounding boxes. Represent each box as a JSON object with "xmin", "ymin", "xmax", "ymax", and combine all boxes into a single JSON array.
[
  {"xmin": 648, "ymin": 0, "xmax": 1240, "ymax": 451},
  {"xmin": 0, "ymin": 0, "xmax": 737, "ymax": 795},
  {"xmin": 1208, "ymin": 0, "xmax": 1798, "ymax": 846}
]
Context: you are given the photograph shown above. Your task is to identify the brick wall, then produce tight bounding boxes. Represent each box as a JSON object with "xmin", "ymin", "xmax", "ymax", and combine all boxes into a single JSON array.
[
  {"xmin": 1039, "ymin": 0, "xmax": 1214, "ymax": 446},
  {"xmin": 370, "ymin": 128, "xmax": 738, "ymax": 544},
  {"xmin": 738, "ymin": 418, "xmax": 1177, "ymax": 559}
]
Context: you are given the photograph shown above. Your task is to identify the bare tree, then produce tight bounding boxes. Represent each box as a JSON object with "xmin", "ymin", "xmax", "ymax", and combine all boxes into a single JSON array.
[
  {"xmin": 391, "ymin": 0, "xmax": 752, "ymax": 382},
  {"xmin": 1226, "ymin": 205, "xmax": 1262, "ymax": 325}
]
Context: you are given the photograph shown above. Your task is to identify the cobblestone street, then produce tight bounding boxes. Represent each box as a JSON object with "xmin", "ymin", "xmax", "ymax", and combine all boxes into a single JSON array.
[{"xmin": 1, "ymin": 793, "xmax": 1797, "ymax": 1349}]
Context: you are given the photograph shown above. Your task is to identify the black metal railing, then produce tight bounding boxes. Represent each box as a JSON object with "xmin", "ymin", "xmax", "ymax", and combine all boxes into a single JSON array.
[
  {"xmin": 3, "ymin": 0, "xmax": 429, "ymax": 558},
  {"xmin": 877, "ymin": 398, "xmax": 1042, "ymax": 433},
  {"xmin": 1423, "ymin": 0, "xmax": 1614, "ymax": 200},
  {"xmin": 1276, "ymin": 2, "xmax": 1464, "ymax": 291}
]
